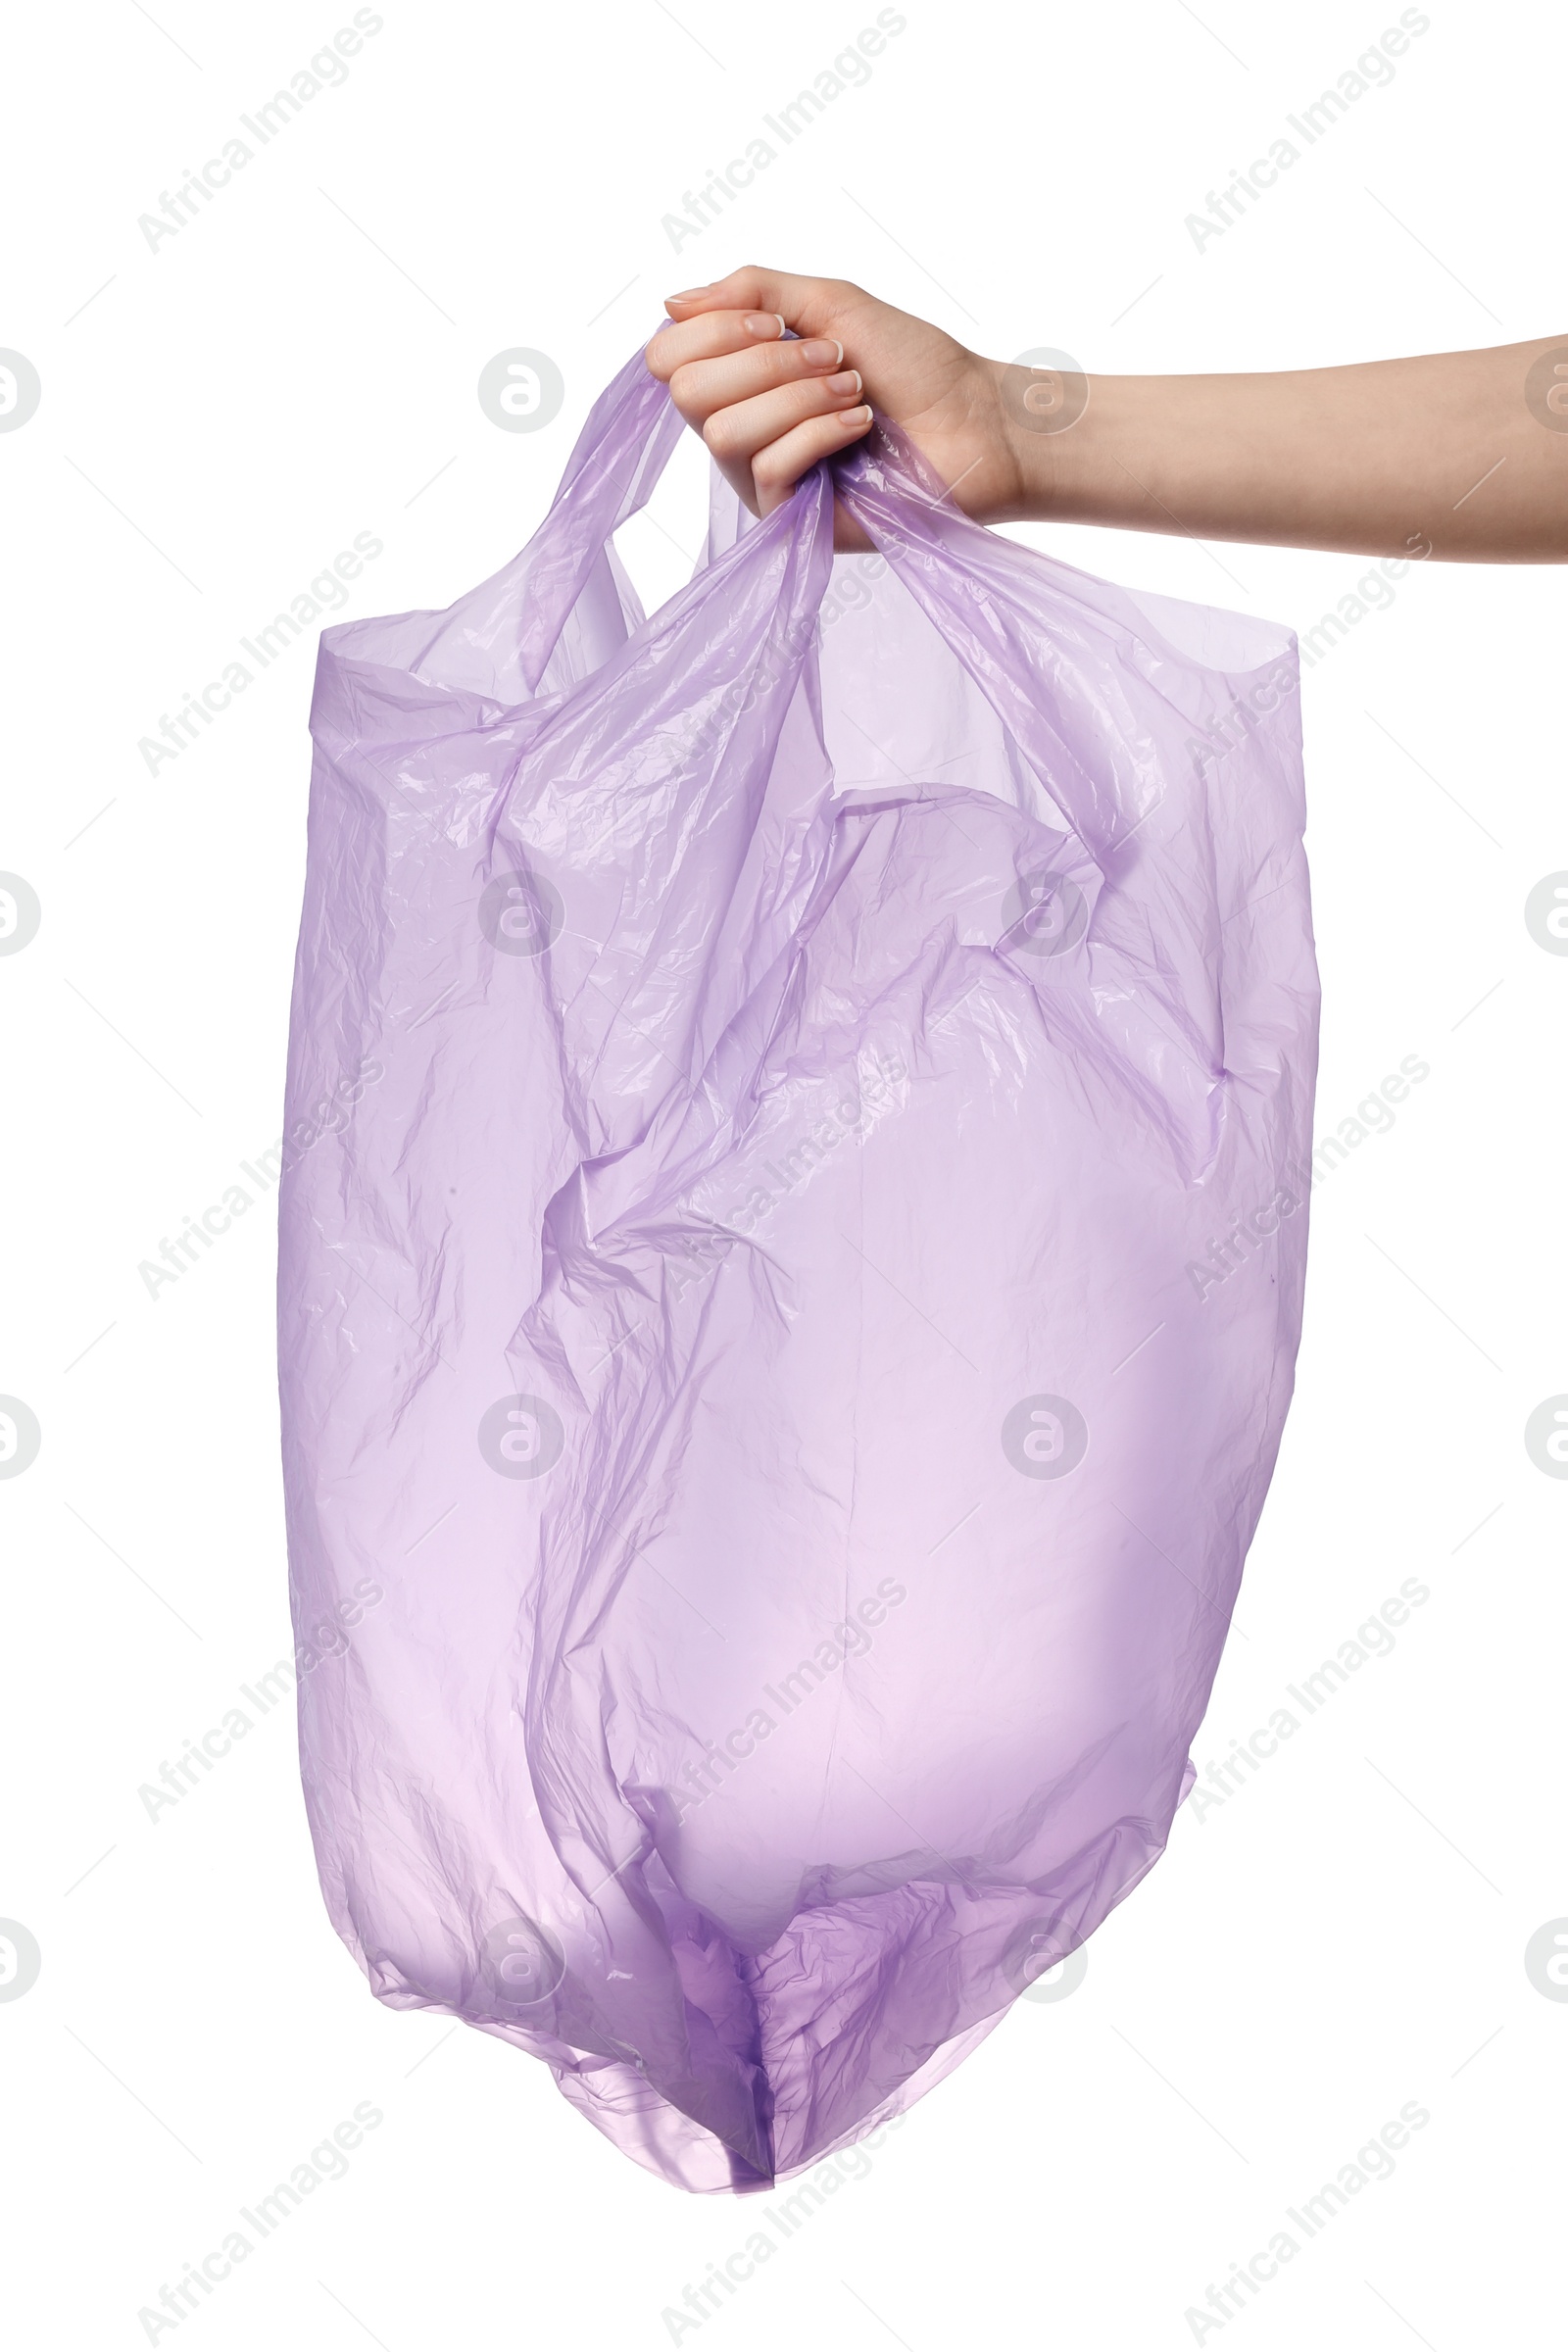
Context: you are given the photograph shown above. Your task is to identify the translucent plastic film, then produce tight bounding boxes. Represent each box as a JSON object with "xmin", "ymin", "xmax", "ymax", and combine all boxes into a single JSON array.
[{"xmin": 278, "ymin": 339, "xmax": 1318, "ymax": 2191}]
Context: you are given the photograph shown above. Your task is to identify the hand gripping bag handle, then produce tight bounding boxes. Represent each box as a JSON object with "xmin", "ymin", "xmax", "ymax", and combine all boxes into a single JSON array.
[
  {"xmin": 508, "ymin": 344, "xmax": 1287, "ymax": 1166},
  {"xmin": 527, "ymin": 342, "xmax": 1247, "ymax": 893},
  {"xmin": 521, "ymin": 345, "xmax": 1093, "ymax": 815}
]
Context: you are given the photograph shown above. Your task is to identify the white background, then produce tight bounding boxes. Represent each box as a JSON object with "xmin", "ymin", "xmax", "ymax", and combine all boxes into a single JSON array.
[{"xmin": 3, "ymin": 0, "xmax": 1564, "ymax": 2343}]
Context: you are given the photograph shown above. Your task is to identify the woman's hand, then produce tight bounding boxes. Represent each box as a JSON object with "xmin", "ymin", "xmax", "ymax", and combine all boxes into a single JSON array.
[
  {"xmin": 646, "ymin": 266, "xmax": 1568, "ymax": 564},
  {"xmin": 644, "ymin": 265, "xmax": 1026, "ymax": 552}
]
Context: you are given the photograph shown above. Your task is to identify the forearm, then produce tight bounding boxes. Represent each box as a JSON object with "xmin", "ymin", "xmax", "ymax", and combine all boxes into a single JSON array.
[{"xmin": 1001, "ymin": 339, "xmax": 1568, "ymax": 562}]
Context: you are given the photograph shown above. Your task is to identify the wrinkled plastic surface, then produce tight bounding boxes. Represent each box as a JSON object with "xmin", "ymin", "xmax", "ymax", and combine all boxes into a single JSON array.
[{"xmin": 279, "ymin": 338, "xmax": 1318, "ymax": 2192}]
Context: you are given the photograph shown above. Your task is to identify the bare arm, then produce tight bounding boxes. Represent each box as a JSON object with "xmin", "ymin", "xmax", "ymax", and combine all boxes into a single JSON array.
[
  {"xmin": 649, "ymin": 268, "xmax": 1568, "ymax": 563},
  {"xmin": 1015, "ymin": 342, "xmax": 1568, "ymax": 563}
]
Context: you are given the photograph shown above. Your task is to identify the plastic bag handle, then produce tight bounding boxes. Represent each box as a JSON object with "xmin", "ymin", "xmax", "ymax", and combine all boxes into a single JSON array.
[
  {"xmin": 832, "ymin": 423, "xmax": 1124, "ymax": 866},
  {"xmin": 517, "ymin": 339, "xmax": 687, "ymax": 690},
  {"xmin": 527, "ymin": 337, "xmax": 1117, "ymax": 866}
]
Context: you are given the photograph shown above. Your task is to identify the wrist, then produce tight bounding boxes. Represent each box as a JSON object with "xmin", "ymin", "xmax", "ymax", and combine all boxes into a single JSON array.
[{"xmin": 985, "ymin": 353, "xmax": 1100, "ymax": 525}]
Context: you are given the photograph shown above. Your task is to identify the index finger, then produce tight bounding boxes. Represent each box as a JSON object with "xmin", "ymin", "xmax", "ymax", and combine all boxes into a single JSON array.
[
  {"xmin": 662, "ymin": 266, "xmax": 858, "ymax": 340},
  {"xmin": 644, "ymin": 308, "xmax": 788, "ymax": 383}
]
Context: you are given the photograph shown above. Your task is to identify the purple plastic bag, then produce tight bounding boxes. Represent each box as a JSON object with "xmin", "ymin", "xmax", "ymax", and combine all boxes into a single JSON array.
[{"xmin": 279, "ymin": 339, "xmax": 1318, "ymax": 2192}]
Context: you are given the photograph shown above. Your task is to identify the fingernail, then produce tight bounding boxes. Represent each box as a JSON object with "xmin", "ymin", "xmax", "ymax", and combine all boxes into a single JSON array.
[
  {"xmin": 844, "ymin": 405, "xmax": 872, "ymax": 426},
  {"xmin": 800, "ymin": 338, "xmax": 844, "ymax": 368},
  {"xmin": 742, "ymin": 312, "xmax": 787, "ymax": 337},
  {"xmin": 827, "ymin": 369, "xmax": 861, "ymax": 395},
  {"xmin": 666, "ymin": 285, "xmax": 710, "ymax": 301}
]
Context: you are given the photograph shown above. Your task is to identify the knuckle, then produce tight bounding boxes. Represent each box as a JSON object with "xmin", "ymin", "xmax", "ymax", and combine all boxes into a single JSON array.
[
  {"xmin": 702, "ymin": 410, "xmax": 739, "ymax": 457},
  {"xmin": 668, "ymin": 365, "xmax": 710, "ymax": 416}
]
